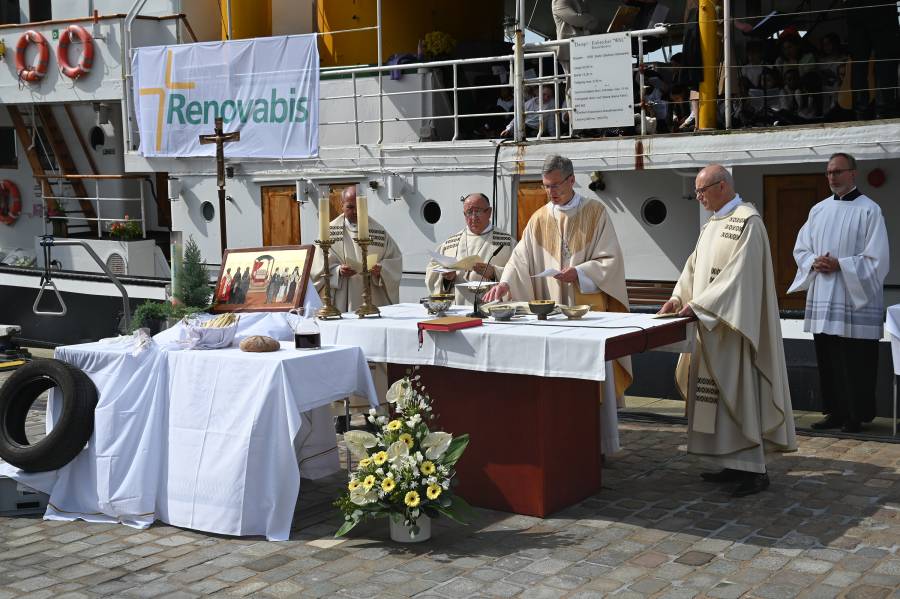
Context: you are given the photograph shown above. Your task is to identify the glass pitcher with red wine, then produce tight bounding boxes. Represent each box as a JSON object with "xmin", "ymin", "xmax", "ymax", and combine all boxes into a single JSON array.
[{"xmin": 289, "ymin": 308, "xmax": 321, "ymax": 349}]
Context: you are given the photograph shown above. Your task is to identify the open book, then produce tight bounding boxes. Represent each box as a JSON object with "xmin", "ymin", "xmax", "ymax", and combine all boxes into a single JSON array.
[{"xmin": 428, "ymin": 250, "xmax": 481, "ymax": 271}]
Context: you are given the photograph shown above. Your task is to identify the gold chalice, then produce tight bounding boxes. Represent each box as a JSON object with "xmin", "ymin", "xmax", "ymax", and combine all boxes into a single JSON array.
[
  {"xmin": 559, "ymin": 304, "xmax": 590, "ymax": 319},
  {"xmin": 528, "ymin": 300, "xmax": 556, "ymax": 320}
]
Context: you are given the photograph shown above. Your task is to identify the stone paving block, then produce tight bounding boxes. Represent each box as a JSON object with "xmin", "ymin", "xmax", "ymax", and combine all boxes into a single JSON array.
[
  {"xmin": 243, "ymin": 553, "xmax": 293, "ymax": 572},
  {"xmin": 522, "ymin": 558, "xmax": 569, "ymax": 576},
  {"xmin": 628, "ymin": 576, "xmax": 669, "ymax": 594},
  {"xmin": 517, "ymin": 585, "xmax": 567, "ymax": 599},
  {"xmin": 259, "ymin": 579, "xmax": 305, "ymax": 597},
  {"xmin": 802, "ymin": 585, "xmax": 843, "ymax": 599},
  {"xmin": 214, "ymin": 566, "xmax": 257, "ymax": 583},
  {"xmin": 188, "ymin": 578, "xmax": 231, "ymax": 595},
  {"xmin": 7, "ymin": 574, "xmax": 61, "ymax": 592},
  {"xmin": 170, "ymin": 564, "xmax": 222, "ymax": 584},
  {"xmin": 123, "ymin": 580, "xmax": 179, "ymax": 597},
  {"xmin": 675, "ymin": 551, "xmax": 715, "ymax": 566},
  {"xmin": 844, "ymin": 585, "xmax": 893, "ymax": 599},
  {"xmin": 706, "ymin": 580, "xmax": 751, "ymax": 599},
  {"xmin": 751, "ymin": 582, "xmax": 804, "ymax": 599},
  {"xmin": 656, "ymin": 589, "xmax": 699, "ymax": 599}
]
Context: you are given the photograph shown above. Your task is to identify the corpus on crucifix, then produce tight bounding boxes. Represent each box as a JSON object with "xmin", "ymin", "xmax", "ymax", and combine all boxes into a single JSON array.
[{"xmin": 199, "ymin": 117, "xmax": 240, "ymax": 251}]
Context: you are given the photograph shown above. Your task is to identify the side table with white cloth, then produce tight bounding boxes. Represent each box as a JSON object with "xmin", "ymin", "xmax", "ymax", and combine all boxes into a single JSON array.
[
  {"xmin": 318, "ymin": 303, "xmax": 694, "ymax": 517},
  {"xmin": 886, "ymin": 304, "xmax": 900, "ymax": 436},
  {"xmin": 0, "ymin": 334, "xmax": 377, "ymax": 541}
]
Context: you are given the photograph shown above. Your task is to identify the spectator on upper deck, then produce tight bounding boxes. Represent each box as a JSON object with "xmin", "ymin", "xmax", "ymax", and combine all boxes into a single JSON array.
[
  {"xmin": 844, "ymin": 0, "xmax": 900, "ymax": 119},
  {"xmin": 775, "ymin": 35, "xmax": 817, "ymax": 77},
  {"xmin": 500, "ymin": 85, "xmax": 561, "ymax": 138}
]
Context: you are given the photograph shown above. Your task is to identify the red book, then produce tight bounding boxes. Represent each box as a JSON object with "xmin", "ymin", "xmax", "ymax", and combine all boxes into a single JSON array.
[{"xmin": 417, "ymin": 316, "xmax": 482, "ymax": 347}]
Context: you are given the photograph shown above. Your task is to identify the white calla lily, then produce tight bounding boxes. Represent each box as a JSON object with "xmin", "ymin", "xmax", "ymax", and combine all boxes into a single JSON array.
[
  {"xmin": 349, "ymin": 485, "xmax": 377, "ymax": 505},
  {"xmin": 386, "ymin": 440, "xmax": 409, "ymax": 461},
  {"xmin": 385, "ymin": 379, "xmax": 413, "ymax": 406},
  {"xmin": 343, "ymin": 430, "xmax": 378, "ymax": 459},
  {"xmin": 422, "ymin": 431, "xmax": 452, "ymax": 460}
]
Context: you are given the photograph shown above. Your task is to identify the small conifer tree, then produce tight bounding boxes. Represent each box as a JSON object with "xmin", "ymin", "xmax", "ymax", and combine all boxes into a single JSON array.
[{"xmin": 175, "ymin": 236, "xmax": 212, "ymax": 308}]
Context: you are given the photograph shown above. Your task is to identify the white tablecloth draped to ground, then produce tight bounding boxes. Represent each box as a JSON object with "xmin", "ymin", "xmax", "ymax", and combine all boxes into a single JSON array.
[
  {"xmin": 887, "ymin": 305, "xmax": 900, "ymax": 376},
  {"xmin": 318, "ymin": 304, "xmax": 692, "ymax": 455},
  {"xmin": 0, "ymin": 336, "xmax": 376, "ymax": 541}
]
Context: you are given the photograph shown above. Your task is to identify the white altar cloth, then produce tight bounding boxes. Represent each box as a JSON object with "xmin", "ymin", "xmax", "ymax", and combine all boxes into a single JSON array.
[
  {"xmin": 0, "ymin": 340, "xmax": 376, "ymax": 541},
  {"xmin": 319, "ymin": 303, "xmax": 688, "ymax": 382}
]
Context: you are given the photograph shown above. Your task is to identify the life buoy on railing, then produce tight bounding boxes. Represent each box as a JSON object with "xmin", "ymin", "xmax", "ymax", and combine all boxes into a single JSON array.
[
  {"xmin": 14, "ymin": 30, "xmax": 50, "ymax": 83},
  {"xmin": 0, "ymin": 180, "xmax": 22, "ymax": 226},
  {"xmin": 57, "ymin": 25, "xmax": 94, "ymax": 79}
]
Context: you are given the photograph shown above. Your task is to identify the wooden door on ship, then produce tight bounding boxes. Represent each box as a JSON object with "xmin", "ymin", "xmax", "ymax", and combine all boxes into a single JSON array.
[
  {"xmin": 516, "ymin": 181, "xmax": 548, "ymax": 240},
  {"xmin": 762, "ymin": 174, "xmax": 830, "ymax": 310},
  {"xmin": 261, "ymin": 185, "xmax": 300, "ymax": 246}
]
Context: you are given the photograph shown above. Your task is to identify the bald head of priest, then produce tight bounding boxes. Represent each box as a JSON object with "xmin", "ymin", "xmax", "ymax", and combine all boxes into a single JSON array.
[
  {"xmin": 341, "ymin": 186, "xmax": 358, "ymax": 224},
  {"xmin": 463, "ymin": 193, "xmax": 493, "ymax": 235},
  {"xmin": 693, "ymin": 164, "xmax": 736, "ymax": 214}
]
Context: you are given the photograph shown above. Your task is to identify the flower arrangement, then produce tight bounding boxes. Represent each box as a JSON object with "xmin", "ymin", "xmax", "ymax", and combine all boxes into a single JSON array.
[
  {"xmin": 335, "ymin": 370, "xmax": 470, "ymax": 539},
  {"xmin": 422, "ymin": 31, "xmax": 456, "ymax": 60},
  {"xmin": 108, "ymin": 215, "xmax": 142, "ymax": 240}
]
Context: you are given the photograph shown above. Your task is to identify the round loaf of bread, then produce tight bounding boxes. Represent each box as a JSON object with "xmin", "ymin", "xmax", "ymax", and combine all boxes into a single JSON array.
[{"xmin": 239, "ymin": 335, "xmax": 280, "ymax": 352}]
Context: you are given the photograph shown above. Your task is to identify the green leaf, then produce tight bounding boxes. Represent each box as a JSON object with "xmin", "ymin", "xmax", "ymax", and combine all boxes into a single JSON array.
[
  {"xmin": 441, "ymin": 434, "xmax": 469, "ymax": 467},
  {"xmin": 431, "ymin": 504, "xmax": 468, "ymax": 526},
  {"xmin": 450, "ymin": 494, "xmax": 476, "ymax": 520},
  {"xmin": 335, "ymin": 518, "xmax": 360, "ymax": 537}
]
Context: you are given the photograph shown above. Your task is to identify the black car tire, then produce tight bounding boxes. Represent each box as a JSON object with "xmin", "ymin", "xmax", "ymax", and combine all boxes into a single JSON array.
[{"xmin": 0, "ymin": 358, "xmax": 97, "ymax": 472}]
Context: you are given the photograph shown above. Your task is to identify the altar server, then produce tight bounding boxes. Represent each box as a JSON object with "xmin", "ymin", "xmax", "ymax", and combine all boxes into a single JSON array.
[
  {"xmin": 484, "ymin": 154, "xmax": 632, "ymax": 454},
  {"xmin": 660, "ymin": 164, "xmax": 796, "ymax": 497},
  {"xmin": 425, "ymin": 193, "xmax": 513, "ymax": 304},
  {"xmin": 788, "ymin": 153, "xmax": 890, "ymax": 433},
  {"xmin": 312, "ymin": 186, "xmax": 403, "ymax": 312}
]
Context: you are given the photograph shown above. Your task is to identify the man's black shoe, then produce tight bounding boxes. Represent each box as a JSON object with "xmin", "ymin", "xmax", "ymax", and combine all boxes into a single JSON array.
[
  {"xmin": 810, "ymin": 415, "xmax": 843, "ymax": 430},
  {"xmin": 841, "ymin": 421, "xmax": 862, "ymax": 433},
  {"xmin": 732, "ymin": 472, "xmax": 769, "ymax": 497},
  {"xmin": 700, "ymin": 468, "xmax": 745, "ymax": 483}
]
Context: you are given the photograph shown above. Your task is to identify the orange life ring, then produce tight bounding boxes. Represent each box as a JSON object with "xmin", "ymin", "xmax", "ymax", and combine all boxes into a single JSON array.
[
  {"xmin": 57, "ymin": 25, "xmax": 94, "ymax": 79},
  {"xmin": 14, "ymin": 30, "xmax": 50, "ymax": 83},
  {"xmin": 0, "ymin": 180, "xmax": 22, "ymax": 226}
]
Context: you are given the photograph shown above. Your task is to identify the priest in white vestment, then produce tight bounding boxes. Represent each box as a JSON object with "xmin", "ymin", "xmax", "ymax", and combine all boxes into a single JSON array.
[
  {"xmin": 660, "ymin": 164, "xmax": 796, "ymax": 497},
  {"xmin": 483, "ymin": 155, "xmax": 632, "ymax": 455},
  {"xmin": 788, "ymin": 152, "xmax": 890, "ymax": 433},
  {"xmin": 312, "ymin": 186, "xmax": 402, "ymax": 423},
  {"xmin": 425, "ymin": 193, "xmax": 513, "ymax": 304},
  {"xmin": 312, "ymin": 186, "xmax": 403, "ymax": 312}
]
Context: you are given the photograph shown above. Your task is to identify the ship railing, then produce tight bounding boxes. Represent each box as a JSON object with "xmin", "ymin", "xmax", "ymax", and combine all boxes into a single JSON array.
[
  {"xmin": 319, "ymin": 51, "xmax": 569, "ymax": 142},
  {"xmin": 35, "ymin": 174, "xmax": 150, "ymax": 239}
]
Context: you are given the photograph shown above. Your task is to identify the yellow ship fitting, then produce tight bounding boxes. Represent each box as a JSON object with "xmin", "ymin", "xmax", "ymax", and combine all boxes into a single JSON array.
[{"xmin": 698, "ymin": 0, "xmax": 719, "ymax": 130}]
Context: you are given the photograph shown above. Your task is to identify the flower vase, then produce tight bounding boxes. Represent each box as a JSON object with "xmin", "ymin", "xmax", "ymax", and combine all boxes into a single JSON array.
[{"xmin": 390, "ymin": 515, "xmax": 431, "ymax": 543}]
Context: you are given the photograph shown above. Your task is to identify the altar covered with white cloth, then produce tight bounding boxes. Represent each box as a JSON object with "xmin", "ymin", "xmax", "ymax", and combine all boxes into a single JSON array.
[
  {"xmin": 318, "ymin": 303, "xmax": 693, "ymax": 517},
  {"xmin": 0, "ymin": 334, "xmax": 377, "ymax": 541}
]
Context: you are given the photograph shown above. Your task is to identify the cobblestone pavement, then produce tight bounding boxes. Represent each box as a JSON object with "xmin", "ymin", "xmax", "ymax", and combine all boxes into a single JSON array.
[{"xmin": 2, "ymin": 409, "xmax": 899, "ymax": 598}]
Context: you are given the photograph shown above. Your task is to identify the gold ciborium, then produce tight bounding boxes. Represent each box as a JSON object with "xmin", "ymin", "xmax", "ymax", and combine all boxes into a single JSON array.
[
  {"xmin": 314, "ymin": 239, "xmax": 342, "ymax": 319},
  {"xmin": 353, "ymin": 237, "xmax": 381, "ymax": 318}
]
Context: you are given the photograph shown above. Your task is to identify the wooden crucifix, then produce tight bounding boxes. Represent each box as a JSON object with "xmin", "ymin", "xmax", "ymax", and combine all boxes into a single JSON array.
[{"xmin": 199, "ymin": 117, "xmax": 240, "ymax": 252}]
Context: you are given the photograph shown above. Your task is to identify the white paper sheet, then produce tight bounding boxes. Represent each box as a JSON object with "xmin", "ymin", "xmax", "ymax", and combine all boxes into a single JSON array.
[{"xmin": 531, "ymin": 268, "xmax": 561, "ymax": 278}]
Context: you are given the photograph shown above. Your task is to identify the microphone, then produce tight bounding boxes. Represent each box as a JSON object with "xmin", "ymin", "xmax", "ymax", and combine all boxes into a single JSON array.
[{"xmin": 468, "ymin": 244, "xmax": 504, "ymax": 318}]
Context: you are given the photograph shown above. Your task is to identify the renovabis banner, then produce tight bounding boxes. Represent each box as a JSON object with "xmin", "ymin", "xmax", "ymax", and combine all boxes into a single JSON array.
[{"xmin": 133, "ymin": 35, "xmax": 319, "ymax": 158}]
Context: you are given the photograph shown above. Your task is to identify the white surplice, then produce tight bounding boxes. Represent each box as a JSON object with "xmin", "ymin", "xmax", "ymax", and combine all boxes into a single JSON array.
[{"xmin": 788, "ymin": 189, "xmax": 890, "ymax": 339}]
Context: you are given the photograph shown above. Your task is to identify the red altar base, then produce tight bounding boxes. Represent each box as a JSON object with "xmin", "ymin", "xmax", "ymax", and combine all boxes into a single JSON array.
[{"xmin": 388, "ymin": 364, "xmax": 601, "ymax": 518}]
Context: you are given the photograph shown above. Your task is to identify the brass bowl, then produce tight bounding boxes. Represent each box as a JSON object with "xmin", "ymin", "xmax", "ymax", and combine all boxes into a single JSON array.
[
  {"xmin": 488, "ymin": 304, "xmax": 515, "ymax": 321},
  {"xmin": 528, "ymin": 300, "xmax": 556, "ymax": 320},
  {"xmin": 560, "ymin": 304, "xmax": 590, "ymax": 319},
  {"xmin": 424, "ymin": 296, "xmax": 453, "ymax": 315}
]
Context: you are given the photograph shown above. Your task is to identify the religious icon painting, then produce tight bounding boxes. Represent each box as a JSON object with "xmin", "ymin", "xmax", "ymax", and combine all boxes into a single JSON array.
[{"xmin": 211, "ymin": 245, "xmax": 315, "ymax": 313}]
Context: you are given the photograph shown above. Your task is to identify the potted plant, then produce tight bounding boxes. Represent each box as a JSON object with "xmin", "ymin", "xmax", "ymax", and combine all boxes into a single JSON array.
[
  {"xmin": 107, "ymin": 215, "xmax": 143, "ymax": 241},
  {"xmin": 175, "ymin": 236, "xmax": 212, "ymax": 309},
  {"xmin": 131, "ymin": 300, "xmax": 171, "ymax": 335},
  {"xmin": 334, "ymin": 370, "xmax": 471, "ymax": 542}
]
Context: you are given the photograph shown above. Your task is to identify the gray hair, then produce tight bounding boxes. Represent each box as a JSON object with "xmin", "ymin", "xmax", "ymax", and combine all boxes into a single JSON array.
[
  {"xmin": 542, "ymin": 155, "xmax": 574, "ymax": 179},
  {"xmin": 829, "ymin": 152, "xmax": 857, "ymax": 170}
]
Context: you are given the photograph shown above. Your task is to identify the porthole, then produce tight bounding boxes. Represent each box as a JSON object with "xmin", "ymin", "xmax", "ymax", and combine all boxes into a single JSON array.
[
  {"xmin": 641, "ymin": 197, "xmax": 667, "ymax": 226},
  {"xmin": 201, "ymin": 201, "xmax": 215, "ymax": 222},
  {"xmin": 422, "ymin": 200, "xmax": 441, "ymax": 224}
]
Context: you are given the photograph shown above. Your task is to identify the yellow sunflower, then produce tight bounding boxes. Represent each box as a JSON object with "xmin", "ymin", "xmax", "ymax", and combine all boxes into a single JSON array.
[
  {"xmin": 362, "ymin": 475, "xmax": 376, "ymax": 490},
  {"xmin": 399, "ymin": 433, "xmax": 414, "ymax": 448},
  {"xmin": 348, "ymin": 479, "xmax": 360, "ymax": 491},
  {"xmin": 404, "ymin": 491, "xmax": 421, "ymax": 507},
  {"xmin": 373, "ymin": 451, "xmax": 388, "ymax": 465},
  {"xmin": 381, "ymin": 477, "xmax": 396, "ymax": 492},
  {"xmin": 426, "ymin": 484, "xmax": 442, "ymax": 500},
  {"xmin": 420, "ymin": 460, "xmax": 436, "ymax": 475},
  {"xmin": 387, "ymin": 419, "xmax": 402, "ymax": 431}
]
